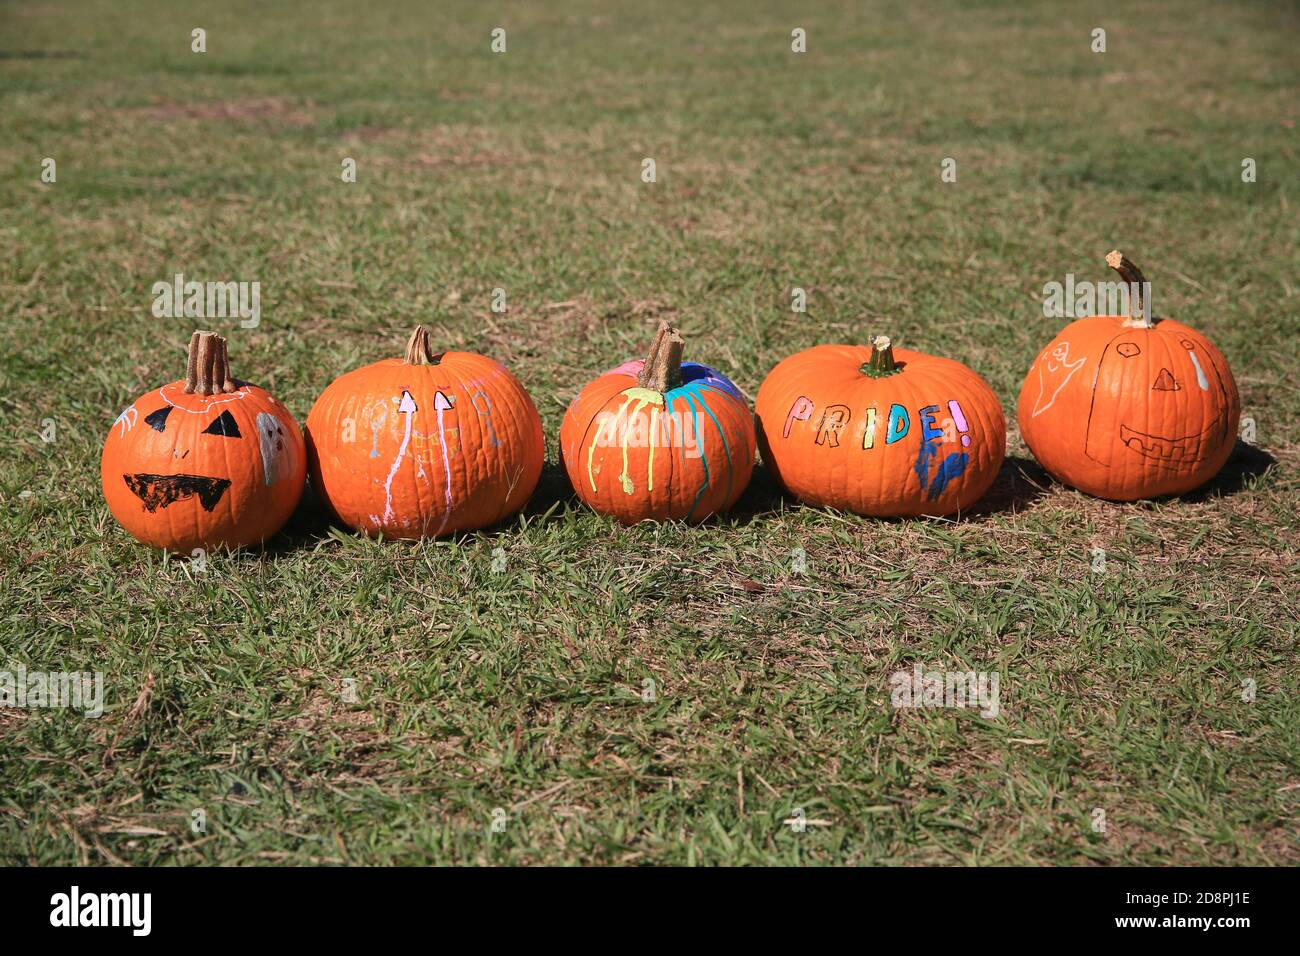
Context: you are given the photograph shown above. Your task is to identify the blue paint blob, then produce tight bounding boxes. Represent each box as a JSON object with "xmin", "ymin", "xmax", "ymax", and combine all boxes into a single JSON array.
[
  {"xmin": 913, "ymin": 434, "xmax": 936, "ymax": 490},
  {"xmin": 675, "ymin": 362, "xmax": 744, "ymax": 403},
  {"xmin": 914, "ymin": 432, "xmax": 970, "ymax": 501},
  {"xmin": 926, "ymin": 451, "xmax": 969, "ymax": 500}
]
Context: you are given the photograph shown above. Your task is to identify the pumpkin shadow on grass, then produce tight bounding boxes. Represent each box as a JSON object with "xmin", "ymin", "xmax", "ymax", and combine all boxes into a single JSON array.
[
  {"xmin": 725, "ymin": 462, "xmax": 790, "ymax": 525},
  {"xmin": 960, "ymin": 453, "xmax": 1051, "ymax": 519},
  {"xmin": 1181, "ymin": 440, "xmax": 1277, "ymax": 502},
  {"xmin": 726, "ymin": 454, "xmax": 1050, "ymax": 526},
  {"xmin": 516, "ymin": 459, "xmax": 579, "ymax": 524},
  {"xmin": 263, "ymin": 460, "xmax": 582, "ymax": 551},
  {"xmin": 259, "ymin": 483, "xmax": 341, "ymax": 554}
]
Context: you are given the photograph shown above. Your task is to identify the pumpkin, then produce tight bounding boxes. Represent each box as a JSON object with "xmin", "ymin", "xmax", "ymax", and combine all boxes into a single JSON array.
[
  {"xmin": 754, "ymin": 336, "xmax": 1005, "ymax": 517},
  {"xmin": 559, "ymin": 321, "xmax": 756, "ymax": 524},
  {"xmin": 305, "ymin": 325, "xmax": 544, "ymax": 539},
  {"xmin": 1017, "ymin": 251, "xmax": 1240, "ymax": 500},
  {"xmin": 101, "ymin": 330, "xmax": 306, "ymax": 551}
]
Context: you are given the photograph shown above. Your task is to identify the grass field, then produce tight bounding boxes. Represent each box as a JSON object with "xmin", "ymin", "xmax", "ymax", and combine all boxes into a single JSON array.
[{"xmin": 1, "ymin": 0, "xmax": 1297, "ymax": 865}]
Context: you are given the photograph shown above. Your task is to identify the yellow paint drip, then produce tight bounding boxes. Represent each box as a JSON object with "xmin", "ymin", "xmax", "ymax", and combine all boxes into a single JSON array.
[{"xmin": 586, "ymin": 388, "xmax": 666, "ymax": 496}]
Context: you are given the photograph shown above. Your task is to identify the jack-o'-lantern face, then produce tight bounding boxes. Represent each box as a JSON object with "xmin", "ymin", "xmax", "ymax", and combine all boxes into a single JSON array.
[
  {"xmin": 1082, "ymin": 328, "xmax": 1234, "ymax": 472},
  {"xmin": 101, "ymin": 333, "xmax": 306, "ymax": 551},
  {"xmin": 1017, "ymin": 251, "xmax": 1242, "ymax": 501}
]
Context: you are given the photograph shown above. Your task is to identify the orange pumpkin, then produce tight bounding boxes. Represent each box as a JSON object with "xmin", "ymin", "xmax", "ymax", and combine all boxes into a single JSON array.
[
  {"xmin": 1017, "ymin": 251, "xmax": 1240, "ymax": 500},
  {"xmin": 101, "ymin": 331, "xmax": 306, "ymax": 551},
  {"xmin": 755, "ymin": 336, "xmax": 1005, "ymax": 517},
  {"xmin": 306, "ymin": 325, "xmax": 544, "ymax": 539},
  {"xmin": 559, "ymin": 321, "xmax": 756, "ymax": 524}
]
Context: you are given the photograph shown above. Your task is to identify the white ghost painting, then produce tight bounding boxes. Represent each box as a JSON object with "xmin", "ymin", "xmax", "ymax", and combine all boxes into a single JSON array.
[
  {"xmin": 257, "ymin": 412, "xmax": 296, "ymax": 485},
  {"xmin": 1030, "ymin": 341, "xmax": 1087, "ymax": 418}
]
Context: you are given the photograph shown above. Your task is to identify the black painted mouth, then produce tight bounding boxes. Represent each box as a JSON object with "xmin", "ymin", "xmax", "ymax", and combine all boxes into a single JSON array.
[{"xmin": 123, "ymin": 473, "xmax": 231, "ymax": 512}]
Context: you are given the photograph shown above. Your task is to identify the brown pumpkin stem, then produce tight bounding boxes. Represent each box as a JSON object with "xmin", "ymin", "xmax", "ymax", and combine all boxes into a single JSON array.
[
  {"xmin": 183, "ymin": 331, "xmax": 237, "ymax": 395},
  {"xmin": 861, "ymin": 335, "xmax": 900, "ymax": 378},
  {"xmin": 403, "ymin": 325, "xmax": 443, "ymax": 365},
  {"xmin": 636, "ymin": 320, "xmax": 685, "ymax": 392},
  {"xmin": 1105, "ymin": 250, "xmax": 1153, "ymax": 328}
]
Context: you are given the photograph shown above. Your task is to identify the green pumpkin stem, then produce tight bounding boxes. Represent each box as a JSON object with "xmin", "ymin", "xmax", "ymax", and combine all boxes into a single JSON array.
[
  {"xmin": 636, "ymin": 320, "xmax": 685, "ymax": 392},
  {"xmin": 184, "ymin": 331, "xmax": 237, "ymax": 395},
  {"xmin": 1105, "ymin": 250, "xmax": 1153, "ymax": 328},
  {"xmin": 404, "ymin": 325, "xmax": 443, "ymax": 365},
  {"xmin": 861, "ymin": 335, "xmax": 900, "ymax": 378}
]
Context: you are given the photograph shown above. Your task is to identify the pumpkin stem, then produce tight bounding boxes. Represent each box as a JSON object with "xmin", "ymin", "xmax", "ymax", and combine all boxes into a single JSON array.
[
  {"xmin": 636, "ymin": 320, "xmax": 685, "ymax": 392},
  {"xmin": 1105, "ymin": 250, "xmax": 1154, "ymax": 328},
  {"xmin": 861, "ymin": 335, "xmax": 901, "ymax": 378},
  {"xmin": 404, "ymin": 325, "xmax": 443, "ymax": 365},
  {"xmin": 183, "ymin": 331, "xmax": 238, "ymax": 395}
]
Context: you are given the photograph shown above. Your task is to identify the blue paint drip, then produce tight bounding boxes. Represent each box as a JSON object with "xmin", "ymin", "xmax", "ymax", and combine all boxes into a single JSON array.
[
  {"xmin": 685, "ymin": 384, "xmax": 733, "ymax": 501},
  {"xmin": 926, "ymin": 452, "xmax": 969, "ymax": 500},
  {"xmin": 679, "ymin": 392, "xmax": 711, "ymax": 521},
  {"xmin": 914, "ymin": 437, "xmax": 969, "ymax": 501},
  {"xmin": 914, "ymin": 438, "xmax": 936, "ymax": 490},
  {"xmin": 666, "ymin": 379, "xmax": 739, "ymax": 520}
]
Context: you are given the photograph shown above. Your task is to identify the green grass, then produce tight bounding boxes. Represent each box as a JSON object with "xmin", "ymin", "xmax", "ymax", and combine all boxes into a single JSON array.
[{"xmin": 1, "ymin": 0, "xmax": 1297, "ymax": 865}]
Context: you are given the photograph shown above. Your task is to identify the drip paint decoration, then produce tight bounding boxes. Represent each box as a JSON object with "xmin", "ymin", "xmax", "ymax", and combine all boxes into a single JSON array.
[
  {"xmin": 755, "ymin": 336, "xmax": 1005, "ymax": 517},
  {"xmin": 559, "ymin": 320, "xmax": 756, "ymax": 524},
  {"xmin": 101, "ymin": 331, "xmax": 306, "ymax": 551},
  {"xmin": 305, "ymin": 325, "xmax": 544, "ymax": 539},
  {"xmin": 1017, "ymin": 251, "xmax": 1240, "ymax": 501}
]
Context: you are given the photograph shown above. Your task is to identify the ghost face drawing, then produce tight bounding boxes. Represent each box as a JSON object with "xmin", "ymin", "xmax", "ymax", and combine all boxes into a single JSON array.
[
  {"xmin": 1082, "ymin": 324, "xmax": 1238, "ymax": 480},
  {"xmin": 257, "ymin": 411, "xmax": 299, "ymax": 485},
  {"xmin": 1029, "ymin": 341, "xmax": 1087, "ymax": 418}
]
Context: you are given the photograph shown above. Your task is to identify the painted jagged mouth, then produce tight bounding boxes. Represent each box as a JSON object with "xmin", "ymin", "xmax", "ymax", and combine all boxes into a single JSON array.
[
  {"xmin": 124, "ymin": 473, "xmax": 231, "ymax": 512},
  {"xmin": 1118, "ymin": 423, "xmax": 1214, "ymax": 465}
]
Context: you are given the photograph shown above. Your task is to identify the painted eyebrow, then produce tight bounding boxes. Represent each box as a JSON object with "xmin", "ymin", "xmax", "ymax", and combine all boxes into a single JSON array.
[{"xmin": 202, "ymin": 410, "xmax": 242, "ymax": 438}]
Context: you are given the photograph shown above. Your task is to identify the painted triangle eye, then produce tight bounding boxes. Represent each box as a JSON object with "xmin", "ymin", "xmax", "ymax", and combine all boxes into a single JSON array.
[
  {"xmin": 202, "ymin": 410, "xmax": 242, "ymax": 438},
  {"xmin": 144, "ymin": 407, "xmax": 172, "ymax": 432}
]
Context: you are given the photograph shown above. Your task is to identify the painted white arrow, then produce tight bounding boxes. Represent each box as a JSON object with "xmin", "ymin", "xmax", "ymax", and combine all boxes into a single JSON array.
[
  {"xmin": 379, "ymin": 390, "xmax": 419, "ymax": 525},
  {"xmin": 434, "ymin": 390, "xmax": 455, "ymax": 534}
]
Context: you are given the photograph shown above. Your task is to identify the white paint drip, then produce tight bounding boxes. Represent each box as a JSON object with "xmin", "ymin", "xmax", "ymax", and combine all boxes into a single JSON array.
[
  {"xmin": 434, "ymin": 390, "xmax": 454, "ymax": 535},
  {"xmin": 380, "ymin": 390, "xmax": 418, "ymax": 525}
]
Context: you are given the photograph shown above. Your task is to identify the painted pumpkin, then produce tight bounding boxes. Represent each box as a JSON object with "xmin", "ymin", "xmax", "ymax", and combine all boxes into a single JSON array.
[
  {"xmin": 559, "ymin": 321, "xmax": 756, "ymax": 524},
  {"xmin": 755, "ymin": 336, "xmax": 1005, "ymax": 517},
  {"xmin": 306, "ymin": 325, "xmax": 544, "ymax": 539},
  {"xmin": 1017, "ymin": 251, "xmax": 1240, "ymax": 500},
  {"xmin": 101, "ymin": 331, "xmax": 306, "ymax": 551}
]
